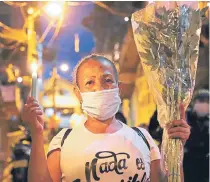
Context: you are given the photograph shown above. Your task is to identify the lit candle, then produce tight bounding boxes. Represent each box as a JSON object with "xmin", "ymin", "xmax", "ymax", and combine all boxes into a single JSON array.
[
  {"xmin": 31, "ymin": 63, "xmax": 38, "ymax": 99},
  {"xmin": 32, "ymin": 72, "xmax": 37, "ymax": 98}
]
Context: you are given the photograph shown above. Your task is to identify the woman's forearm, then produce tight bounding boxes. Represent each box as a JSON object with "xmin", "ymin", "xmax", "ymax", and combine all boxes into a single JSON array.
[{"xmin": 28, "ymin": 133, "xmax": 52, "ymax": 182}]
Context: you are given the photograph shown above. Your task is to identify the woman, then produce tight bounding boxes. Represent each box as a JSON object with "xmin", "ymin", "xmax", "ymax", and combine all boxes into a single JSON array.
[{"xmin": 21, "ymin": 54, "xmax": 190, "ymax": 182}]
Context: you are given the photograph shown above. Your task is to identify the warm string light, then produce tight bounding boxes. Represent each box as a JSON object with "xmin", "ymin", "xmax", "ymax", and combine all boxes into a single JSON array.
[
  {"xmin": 124, "ymin": 17, "xmax": 129, "ymax": 22},
  {"xmin": 17, "ymin": 77, "xmax": 23, "ymax": 83},
  {"xmin": 60, "ymin": 63, "xmax": 69, "ymax": 72},
  {"xmin": 27, "ymin": 7, "xmax": 34, "ymax": 15},
  {"xmin": 44, "ymin": 2, "xmax": 64, "ymax": 17}
]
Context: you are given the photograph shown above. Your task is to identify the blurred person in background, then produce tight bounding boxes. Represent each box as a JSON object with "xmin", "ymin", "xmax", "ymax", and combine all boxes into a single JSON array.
[
  {"xmin": 183, "ymin": 89, "xmax": 209, "ymax": 182},
  {"xmin": 195, "ymin": 18, "xmax": 209, "ymax": 91},
  {"xmin": 69, "ymin": 106, "xmax": 87, "ymax": 128},
  {"xmin": 0, "ymin": 66, "xmax": 8, "ymax": 85}
]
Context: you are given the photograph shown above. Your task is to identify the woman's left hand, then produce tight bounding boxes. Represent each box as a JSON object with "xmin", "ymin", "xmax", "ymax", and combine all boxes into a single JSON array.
[{"xmin": 167, "ymin": 104, "xmax": 191, "ymax": 144}]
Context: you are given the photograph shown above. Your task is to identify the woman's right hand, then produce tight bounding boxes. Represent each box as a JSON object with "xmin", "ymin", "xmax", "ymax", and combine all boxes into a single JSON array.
[{"xmin": 21, "ymin": 97, "xmax": 44, "ymax": 135}]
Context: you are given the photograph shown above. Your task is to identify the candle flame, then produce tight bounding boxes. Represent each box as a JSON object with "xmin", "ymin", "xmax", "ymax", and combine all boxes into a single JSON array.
[
  {"xmin": 31, "ymin": 63, "xmax": 38, "ymax": 74},
  {"xmin": 32, "ymin": 72, "xmax": 37, "ymax": 77}
]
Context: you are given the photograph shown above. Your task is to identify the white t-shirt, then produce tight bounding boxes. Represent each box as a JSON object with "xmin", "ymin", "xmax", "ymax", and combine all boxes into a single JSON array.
[{"xmin": 48, "ymin": 122, "xmax": 160, "ymax": 182}]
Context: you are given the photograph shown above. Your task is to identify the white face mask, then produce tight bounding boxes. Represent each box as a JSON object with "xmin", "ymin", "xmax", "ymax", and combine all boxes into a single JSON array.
[{"xmin": 80, "ymin": 88, "xmax": 121, "ymax": 121}]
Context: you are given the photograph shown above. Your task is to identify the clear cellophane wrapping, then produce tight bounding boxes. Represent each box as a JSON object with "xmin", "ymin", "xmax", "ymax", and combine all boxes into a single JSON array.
[{"xmin": 131, "ymin": 2, "xmax": 205, "ymax": 181}]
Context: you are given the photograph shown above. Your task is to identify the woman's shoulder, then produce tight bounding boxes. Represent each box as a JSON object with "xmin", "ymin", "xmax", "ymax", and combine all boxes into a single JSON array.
[
  {"xmin": 47, "ymin": 128, "xmax": 72, "ymax": 155},
  {"xmin": 54, "ymin": 128, "xmax": 72, "ymax": 141},
  {"xmin": 135, "ymin": 127, "xmax": 161, "ymax": 161}
]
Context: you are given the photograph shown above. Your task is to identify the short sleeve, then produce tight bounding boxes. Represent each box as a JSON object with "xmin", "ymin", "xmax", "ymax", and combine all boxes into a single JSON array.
[
  {"xmin": 47, "ymin": 128, "xmax": 68, "ymax": 158},
  {"xmin": 139, "ymin": 128, "xmax": 161, "ymax": 161}
]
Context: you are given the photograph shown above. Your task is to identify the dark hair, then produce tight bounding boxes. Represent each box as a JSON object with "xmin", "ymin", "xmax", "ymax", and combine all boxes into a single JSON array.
[
  {"xmin": 115, "ymin": 112, "xmax": 127, "ymax": 125},
  {"xmin": 73, "ymin": 54, "xmax": 118, "ymax": 87},
  {"xmin": 192, "ymin": 89, "xmax": 209, "ymax": 106}
]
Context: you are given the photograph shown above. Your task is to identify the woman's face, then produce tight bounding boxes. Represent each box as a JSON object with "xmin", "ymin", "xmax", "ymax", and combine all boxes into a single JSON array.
[
  {"xmin": 77, "ymin": 59, "xmax": 118, "ymax": 93},
  {"xmin": 193, "ymin": 100, "xmax": 209, "ymax": 117}
]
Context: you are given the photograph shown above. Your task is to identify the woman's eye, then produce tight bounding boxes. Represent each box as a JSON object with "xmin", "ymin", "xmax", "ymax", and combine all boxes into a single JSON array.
[
  {"xmin": 106, "ymin": 79, "xmax": 113, "ymax": 83},
  {"xmin": 86, "ymin": 80, "xmax": 94, "ymax": 85}
]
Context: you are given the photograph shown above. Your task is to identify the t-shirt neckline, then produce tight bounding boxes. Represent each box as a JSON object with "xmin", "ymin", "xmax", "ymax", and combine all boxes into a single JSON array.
[{"xmin": 81, "ymin": 120, "xmax": 125, "ymax": 136}]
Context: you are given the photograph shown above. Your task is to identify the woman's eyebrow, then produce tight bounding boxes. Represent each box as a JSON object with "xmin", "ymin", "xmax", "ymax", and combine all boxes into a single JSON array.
[
  {"xmin": 84, "ymin": 76, "xmax": 96, "ymax": 81},
  {"xmin": 103, "ymin": 74, "xmax": 113, "ymax": 77}
]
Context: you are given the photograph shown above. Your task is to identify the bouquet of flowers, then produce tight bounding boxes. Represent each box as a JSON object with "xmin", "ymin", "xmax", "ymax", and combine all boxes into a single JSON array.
[{"xmin": 131, "ymin": 2, "xmax": 207, "ymax": 181}]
